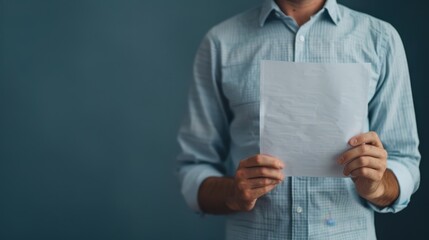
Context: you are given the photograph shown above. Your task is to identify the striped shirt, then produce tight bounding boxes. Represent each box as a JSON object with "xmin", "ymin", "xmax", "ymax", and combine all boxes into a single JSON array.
[{"xmin": 177, "ymin": 0, "xmax": 420, "ymax": 239}]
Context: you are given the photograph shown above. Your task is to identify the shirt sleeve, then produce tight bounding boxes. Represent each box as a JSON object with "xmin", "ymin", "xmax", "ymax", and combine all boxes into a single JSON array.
[
  {"xmin": 176, "ymin": 31, "xmax": 230, "ymax": 213},
  {"xmin": 367, "ymin": 23, "xmax": 421, "ymax": 213}
]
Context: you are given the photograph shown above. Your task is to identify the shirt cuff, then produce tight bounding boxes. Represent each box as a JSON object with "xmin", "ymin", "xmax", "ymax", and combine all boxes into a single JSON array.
[
  {"xmin": 368, "ymin": 160, "xmax": 414, "ymax": 213},
  {"xmin": 181, "ymin": 165, "xmax": 224, "ymax": 213}
]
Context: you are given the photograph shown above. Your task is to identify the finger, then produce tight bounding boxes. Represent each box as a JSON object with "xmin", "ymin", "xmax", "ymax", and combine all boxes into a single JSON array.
[
  {"xmin": 237, "ymin": 167, "xmax": 284, "ymax": 180},
  {"xmin": 245, "ymin": 184, "xmax": 277, "ymax": 199},
  {"xmin": 349, "ymin": 167, "xmax": 384, "ymax": 181},
  {"xmin": 349, "ymin": 131, "xmax": 383, "ymax": 148},
  {"xmin": 239, "ymin": 154, "xmax": 284, "ymax": 169},
  {"xmin": 247, "ymin": 178, "xmax": 281, "ymax": 189},
  {"xmin": 342, "ymin": 156, "xmax": 385, "ymax": 176},
  {"xmin": 337, "ymin": 144, "xmax": 387, "ymax": 165}
]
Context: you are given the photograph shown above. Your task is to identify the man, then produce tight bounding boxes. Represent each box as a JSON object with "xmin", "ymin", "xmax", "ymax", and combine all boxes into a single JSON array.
[{"xmin": 177, "ymin": 0, "xmax": 421, "ymax": 239}]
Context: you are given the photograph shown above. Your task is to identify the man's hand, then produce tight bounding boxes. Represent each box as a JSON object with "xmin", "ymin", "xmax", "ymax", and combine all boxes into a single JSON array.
[
  {"xmin": 225, "ymin": 154, "xmax": 285, "ymax": 212},
  {"xmin": 198, "ymin": 154, "xmax": 284, "ymax": 214},
  {"xmin": 337, "ymin": 131, "xmax": 399, "ymax": 206}
]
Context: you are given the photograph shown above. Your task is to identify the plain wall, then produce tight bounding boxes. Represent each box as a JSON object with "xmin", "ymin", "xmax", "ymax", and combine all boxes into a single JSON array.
[{"xmin": 0, "ymin": 0, "xmax": 427, "ymax": 239}]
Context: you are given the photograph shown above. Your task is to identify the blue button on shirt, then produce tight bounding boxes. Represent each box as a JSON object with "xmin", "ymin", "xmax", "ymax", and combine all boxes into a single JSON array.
[{"xmin": 177, "ymin": 0, "xmax": 421, "ymax": 239}]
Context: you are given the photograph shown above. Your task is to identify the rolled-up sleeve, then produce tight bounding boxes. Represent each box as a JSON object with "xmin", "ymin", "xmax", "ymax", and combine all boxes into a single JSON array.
[
  {"xmin": 177, "ymin": 31, "xmax": 230, "ymax": 212},
  {"xmin": 367, "ymin": 23, "xmax": 421, "ymax": 213}
]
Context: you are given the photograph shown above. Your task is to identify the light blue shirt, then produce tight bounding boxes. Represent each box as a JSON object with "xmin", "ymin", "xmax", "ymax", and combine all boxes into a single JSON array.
[{"xmin": 177, "ymin": 0, "xmax": 421, "ymax": 239}]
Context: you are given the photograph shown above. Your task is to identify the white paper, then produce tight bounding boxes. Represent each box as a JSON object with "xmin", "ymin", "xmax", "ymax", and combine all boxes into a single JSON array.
[{"xmin": 260, "ymin": 61, "xmax": 370, "ymax": 177}]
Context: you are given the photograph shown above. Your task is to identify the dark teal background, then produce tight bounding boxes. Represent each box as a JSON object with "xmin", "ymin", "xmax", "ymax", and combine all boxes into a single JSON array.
[{"xmin": 0, "ymin": 0, "xmax": 427, "ymax": 239}]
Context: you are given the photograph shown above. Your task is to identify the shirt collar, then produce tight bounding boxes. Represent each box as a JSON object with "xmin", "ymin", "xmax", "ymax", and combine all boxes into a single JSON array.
[{"xmin": 259, "ymin": 0, "xmax": 341, "ymax": 27}]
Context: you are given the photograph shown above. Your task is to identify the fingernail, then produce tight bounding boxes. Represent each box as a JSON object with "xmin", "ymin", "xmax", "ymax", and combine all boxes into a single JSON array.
[
  {"xmin": 350, "ymin": 138, "xmax": 357, "ymax": 145},
  {"xmin": 337, "ymin": 156, "xmax": 343, "ymax": 164}
]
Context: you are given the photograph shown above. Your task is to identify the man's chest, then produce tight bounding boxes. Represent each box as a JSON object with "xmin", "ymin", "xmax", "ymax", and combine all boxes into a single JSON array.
[{"xmin": 218, "ymin": 30, "xmax": 381, "ymax": 114}]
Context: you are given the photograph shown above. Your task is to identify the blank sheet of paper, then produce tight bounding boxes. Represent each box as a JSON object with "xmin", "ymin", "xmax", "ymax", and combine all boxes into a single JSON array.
[{"xmin": 260, "ymin": 61, "xmax": 370, "ymax": 177}]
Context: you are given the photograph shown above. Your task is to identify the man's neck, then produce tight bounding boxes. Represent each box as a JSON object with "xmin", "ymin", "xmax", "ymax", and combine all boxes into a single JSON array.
[{"xmin": 275, "ymin": 0, "xmax": 326, "ymax": 26}]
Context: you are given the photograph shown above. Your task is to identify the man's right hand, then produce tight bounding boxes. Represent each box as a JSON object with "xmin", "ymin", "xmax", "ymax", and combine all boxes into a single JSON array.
[{"xmin": 225, "ymin": 154, "xmax": 285, "ymax": 212}]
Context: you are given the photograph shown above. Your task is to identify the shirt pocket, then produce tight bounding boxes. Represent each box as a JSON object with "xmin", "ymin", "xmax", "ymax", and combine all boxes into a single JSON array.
[{"xmin": 221, "ymin": 62, "xmax": 260, "ymax": 109}]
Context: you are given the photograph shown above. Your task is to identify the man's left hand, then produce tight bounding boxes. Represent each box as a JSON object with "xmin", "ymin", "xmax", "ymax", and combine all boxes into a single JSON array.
[{"xmin": 337, "ymin": 131, "xmax": 388, "ymax": 201}]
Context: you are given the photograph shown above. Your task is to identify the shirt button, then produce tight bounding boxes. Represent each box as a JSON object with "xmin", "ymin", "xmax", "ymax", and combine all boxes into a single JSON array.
[
  {"xmin": 299, "ymin": 35, "xmax": 305, "ymax": 42},
  {"xmin": 326, "ymin": 218, "xmax": 336, "ymax": 226},
  {"xmin": 296, "ymin": 206, "xmax": 303, "ymax": 213}
]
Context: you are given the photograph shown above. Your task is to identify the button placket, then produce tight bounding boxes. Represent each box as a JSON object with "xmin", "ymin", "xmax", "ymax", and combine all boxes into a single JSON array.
[
  {"xmin": 291, "ymin": 177, "xmax": 308, "ymax": 239},
  {"xmin": 294, "ymin": 28, "xmax": 307, "ymax": 61}
]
